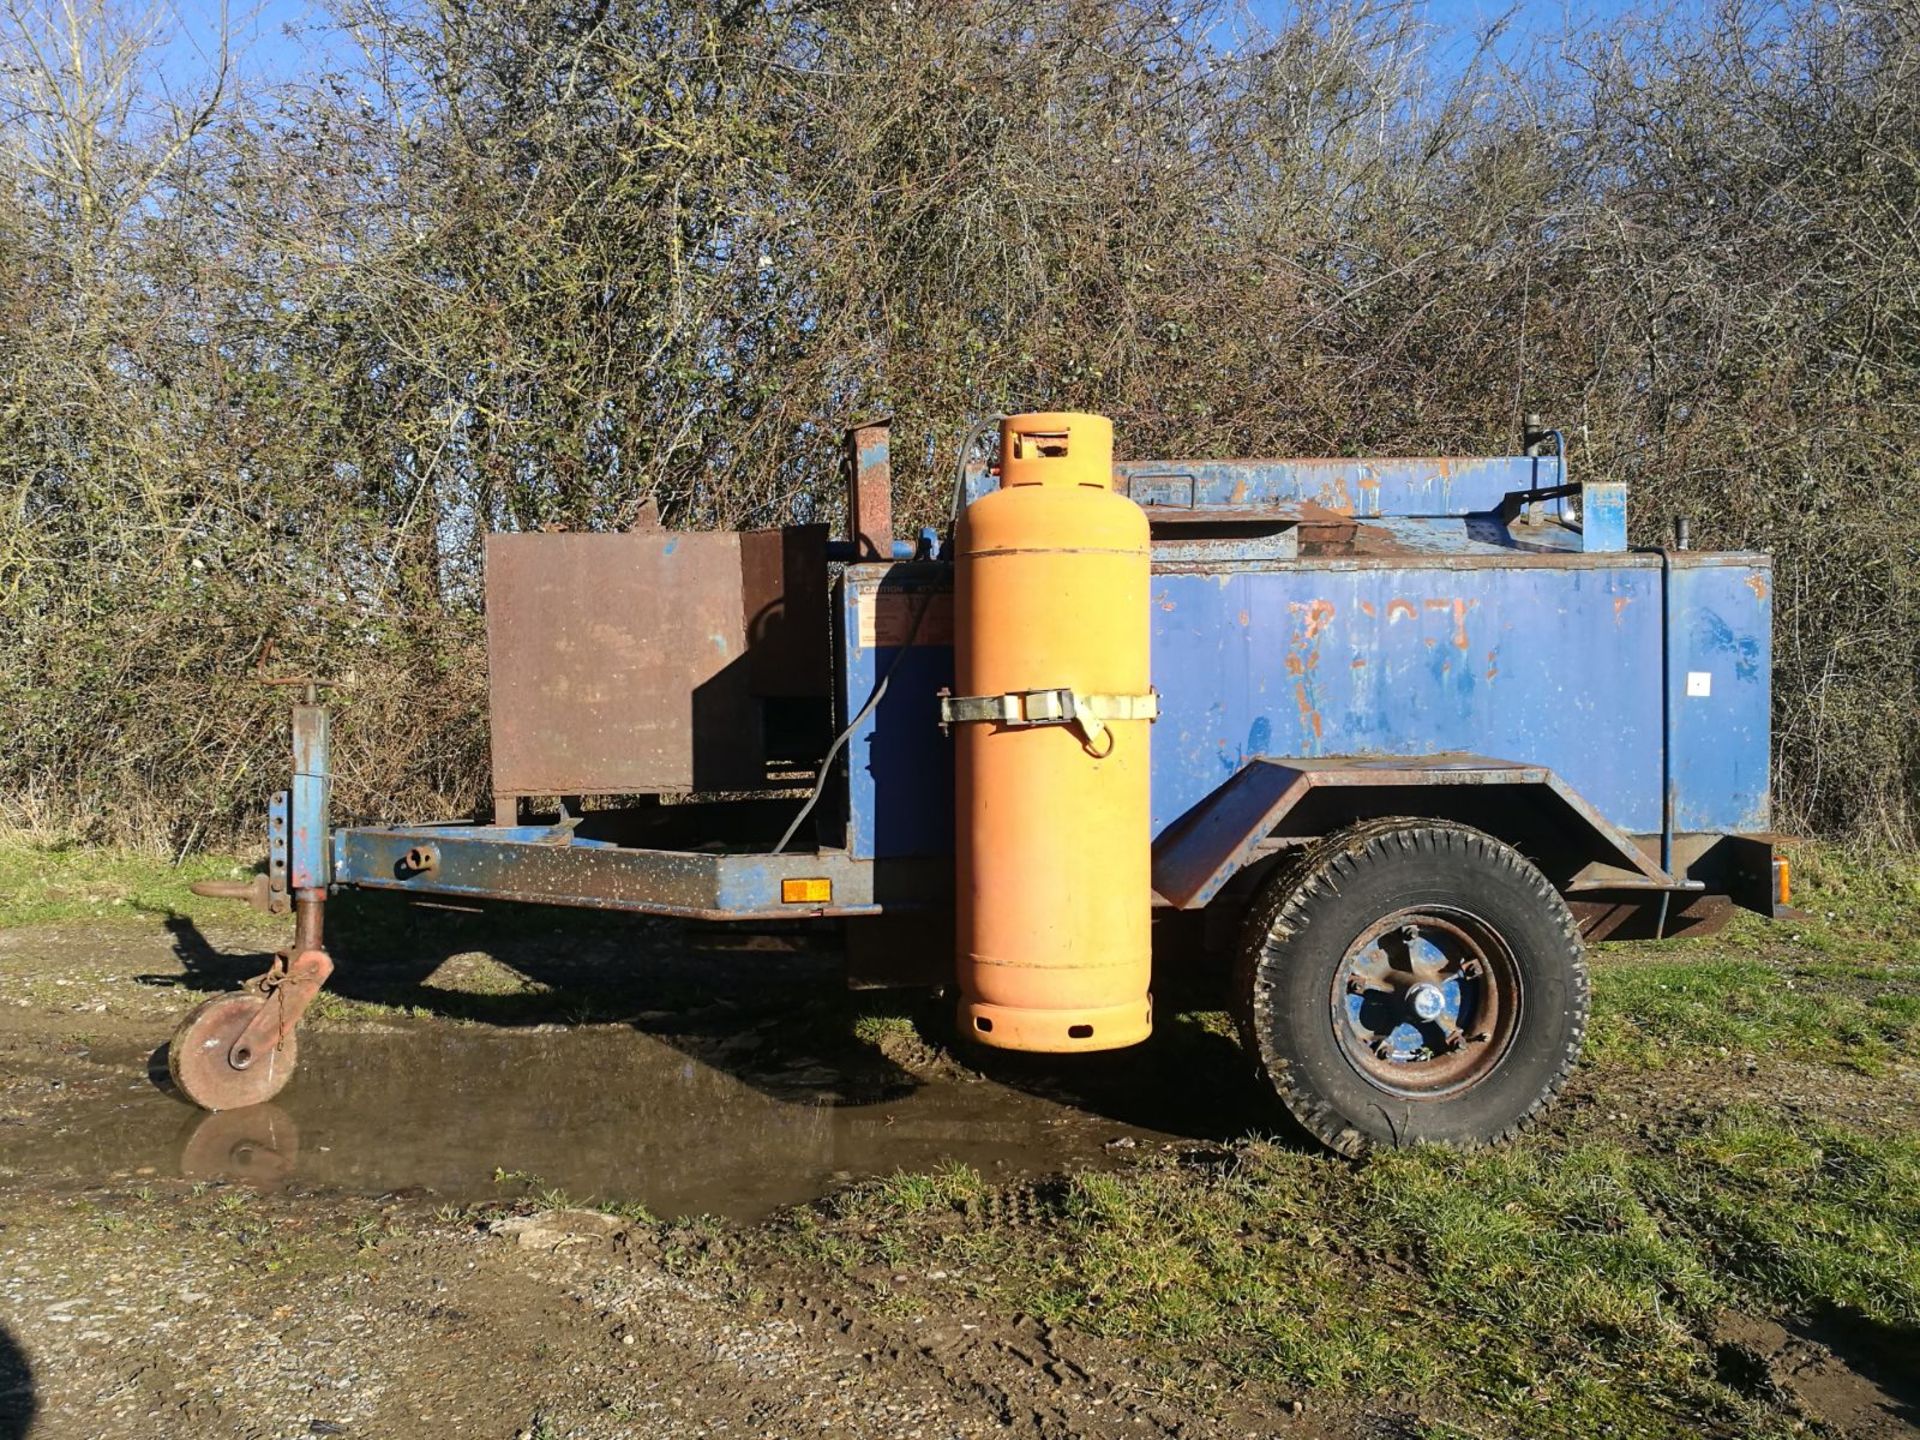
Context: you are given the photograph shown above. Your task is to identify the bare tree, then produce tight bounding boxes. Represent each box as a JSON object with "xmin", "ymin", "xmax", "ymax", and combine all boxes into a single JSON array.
[{"xmin": 2, "ymin": 0, "xmax": 1916, "ymax": 848}]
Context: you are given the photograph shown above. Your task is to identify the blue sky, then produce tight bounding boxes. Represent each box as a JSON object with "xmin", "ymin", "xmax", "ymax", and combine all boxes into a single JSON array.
[
  {"xmin": 157, "ymin": 0, "xmax": 1654, "ymax": 93},
  {"xmin": 157, "ymin": 0, "xmax": 342, "ymax": 90}
]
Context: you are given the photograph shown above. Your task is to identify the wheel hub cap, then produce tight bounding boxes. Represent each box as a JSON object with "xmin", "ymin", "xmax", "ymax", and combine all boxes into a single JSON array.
[
  {"xmin": 1330, "ymin": 908, "xmax": 1521, "ymax": 1098},
  {"xmin": 1408, "ymin": 982, "xmax": 1447, "ymax": 1022}
]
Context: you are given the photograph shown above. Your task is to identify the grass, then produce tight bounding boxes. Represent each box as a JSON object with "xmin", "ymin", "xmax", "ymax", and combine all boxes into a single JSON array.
[
  {"xmin": 0, "ymin": 841, "xmax": 279, "ymax": 932},
  {"xmin": 488, "ymin": 1167, "xmax": 661, "ymax": 1226},
  {"xmin": 1589, "ymin": 952, "xmax": 1920, "ymax": 1072},
  {"xmin": 1587, "ymin": 843, "xmax": 1920, "ymax": 1073},
  {"xmin": 850, "ymin": 1008, "xmax": 920, "ymax": 1050}
]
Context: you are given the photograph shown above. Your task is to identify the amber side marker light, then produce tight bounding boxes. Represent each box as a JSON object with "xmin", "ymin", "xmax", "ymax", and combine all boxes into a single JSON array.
[{"xmin": 782, "ymin": 877, "xmax": 832, "ymax": 904}]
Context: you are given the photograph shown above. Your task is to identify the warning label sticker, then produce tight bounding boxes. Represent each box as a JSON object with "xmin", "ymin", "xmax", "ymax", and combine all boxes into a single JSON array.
[{"xmin": 857, "ymin": 590, "xmax": 954, "ymax": 649}]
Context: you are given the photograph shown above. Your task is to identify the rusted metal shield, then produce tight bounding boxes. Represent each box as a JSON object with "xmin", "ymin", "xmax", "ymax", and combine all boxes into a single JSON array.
[
  {"xmin": 485, "ymin": 527, "xmax": 828, "ymax": 797},
  {"xmin": 167, "ymin": 994, "xmax": 299, "ymax": 1111}
]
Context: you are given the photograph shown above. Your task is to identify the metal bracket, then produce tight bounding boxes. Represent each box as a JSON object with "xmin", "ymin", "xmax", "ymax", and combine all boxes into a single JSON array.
[
  {"xmin": 186, "ymin": 871, "xmax": 290, "ymax": 915},
  {"xmin": 230, "ymin": 948, "xmax": 334, "ymax": 1072},
  {"xmin": 1497, "ymin": 482, "xmax": 1580, "ymax": 526},
  {"xmin": 267, "ymin": 790, "xmax": 291, "ymax": 907}
]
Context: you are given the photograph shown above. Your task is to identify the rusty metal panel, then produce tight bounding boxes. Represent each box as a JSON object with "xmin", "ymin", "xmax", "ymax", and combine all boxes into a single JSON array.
[
  {"xmin": 486, "ymin": 531, "xmax": 763, "ymax": 795},
  {"xmin": 1146, "ymin": 754, "xmax": 1675, "ymax": 910},
  {"xmin": 1570, "ymin": 891, "xmax": 1733, "ymax": 941}
]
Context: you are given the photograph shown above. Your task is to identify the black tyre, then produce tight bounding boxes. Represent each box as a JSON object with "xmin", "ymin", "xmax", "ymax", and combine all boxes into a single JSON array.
[{"xmin": 1233, "ymin": 818, "xmax": 1588, "ymax": 1154}]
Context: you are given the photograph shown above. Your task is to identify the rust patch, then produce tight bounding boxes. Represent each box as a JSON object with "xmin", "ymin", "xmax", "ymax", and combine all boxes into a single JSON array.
[
  {"xmin": 1613, "ymin": 596, "xmax": 1633, "ymax": 622},
  {"xmin": 1360, "ymin": 600, "xmax": 1376, "ymax": 618},
  {"xmin": 846, "ymin": 420, "xmax": 894, "ymax": 559},
  {"xmin": 1351, "ymin": 656, "xmax": 1367, "ymax": 668},
  {"xmin": 1746, "ymin": 573, "xmax": 1770, "ymax": 602},
  {"xmin": 1283, "ymin": 600, "xmax": 1333, "ymax": 751},
  {"xmin": 1451, "ymin": 597, "xmax": 1475, "ymax": 651},
  {"xmin": 1288, "ymin": 598, "xmax": 1336, "ymax": 641},
  {"xmin": 1312, "ymin": 472, "xmax": 1355, "ymax": 516},
  {"xmin": 1387, "ymin": 599, "xmax": 1417, "ymax": 624},
  {"xmin": 1293, "ymin": 682, "xmax": 1324, "ymax": 738},
  {"xmin": 1237, "ymin": 610, "xmax": 1250, "ymax": 627}
]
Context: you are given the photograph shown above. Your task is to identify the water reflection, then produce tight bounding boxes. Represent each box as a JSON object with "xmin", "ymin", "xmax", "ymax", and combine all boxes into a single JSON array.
[
  {"xmin": 7, "ymin": 1025, "xmax": 1173, "ymax": 1219},
  {"xmin": 179, "ymin": 1104, "xmax": 300, "ymax": 1184}
]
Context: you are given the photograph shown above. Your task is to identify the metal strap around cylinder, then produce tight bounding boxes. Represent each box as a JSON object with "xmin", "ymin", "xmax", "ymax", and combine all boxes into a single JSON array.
[{"xmin": 938, "ymin": 687, "xmax": 1158, "ymax": 749}]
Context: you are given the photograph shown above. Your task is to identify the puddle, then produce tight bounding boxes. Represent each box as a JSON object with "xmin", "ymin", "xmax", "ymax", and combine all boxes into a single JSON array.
[{"xmin": 0, "ymin": 1025, "xmax": 1185, "ymax": 1219}]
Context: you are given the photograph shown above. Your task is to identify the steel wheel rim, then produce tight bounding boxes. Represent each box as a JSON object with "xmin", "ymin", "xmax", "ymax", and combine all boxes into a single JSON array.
[
  {"xmin": 168, "ymin": 994, "xmax": 298, "ymax": 1111},
  {"xmin": 1328, "ymin": 906, "xmax": 1522, "ymax": 1098}
]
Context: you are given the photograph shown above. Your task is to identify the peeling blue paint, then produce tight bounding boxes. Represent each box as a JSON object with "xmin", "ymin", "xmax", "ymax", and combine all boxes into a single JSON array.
[{"xmin": 1693, "ymin": 608, "xmax": 1763, "ymax": 682}]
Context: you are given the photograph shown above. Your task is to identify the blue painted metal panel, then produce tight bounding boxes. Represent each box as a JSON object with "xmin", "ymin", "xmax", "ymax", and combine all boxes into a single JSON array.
[
  {"xmin": 839, "ymin": 567, "xmax": 956, "ymax": 860},
  {"xmin": 290, "ymin": 704, "xmax": 331, "ymax": 890},
  {"xmin": 1147, "ymin": 561, "xmax": 1667, "ymax": 835},
  {"xmin": 964, "ymin": 455, "xmax": 1565, "ymax": 517},
  {"xmin": 1580, "ymin": 482, "xmax": 1628, "ymax": 552},
  {"xmin": 1668, "ymin": 558, "xmax": 1772, "ymax": 832},
  {"xmin": 267, "ymin": 790, "xmax": 290, "ymax": 897},
  {"xmin": 840, "ymin": 551, "xmax": 1771, "ymax": 859}
]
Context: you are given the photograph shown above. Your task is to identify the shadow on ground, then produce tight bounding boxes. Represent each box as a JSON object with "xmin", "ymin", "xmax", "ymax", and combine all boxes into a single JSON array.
[{"xmin": 0, "ymin": 1322, "xmax": 32, "ymax": 1440}]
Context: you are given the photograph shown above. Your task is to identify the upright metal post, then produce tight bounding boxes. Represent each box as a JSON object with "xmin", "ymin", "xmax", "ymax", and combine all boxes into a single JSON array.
[
  {"xmin": 1656, "ymin": 548, "xmax": 1676, "ymax": 939},
  {"xmin": 289, "ymin": 702, "xmax": 331, "ymax": 952},
  {"xmin": 845, "ymin": 418, "xmax": 894, "ymax": 560}
]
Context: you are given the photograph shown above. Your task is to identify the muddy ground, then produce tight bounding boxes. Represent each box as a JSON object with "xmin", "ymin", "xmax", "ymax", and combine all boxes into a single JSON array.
[{"xmin": 0, "ymin": 894, "xmax": 1915, "ymax": 1439}]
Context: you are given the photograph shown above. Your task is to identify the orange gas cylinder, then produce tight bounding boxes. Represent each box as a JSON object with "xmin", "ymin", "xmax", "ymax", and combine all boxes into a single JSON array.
[{"xmin": 947, "ymin": 412, "xmax": 1154, "ymax": 1053}]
